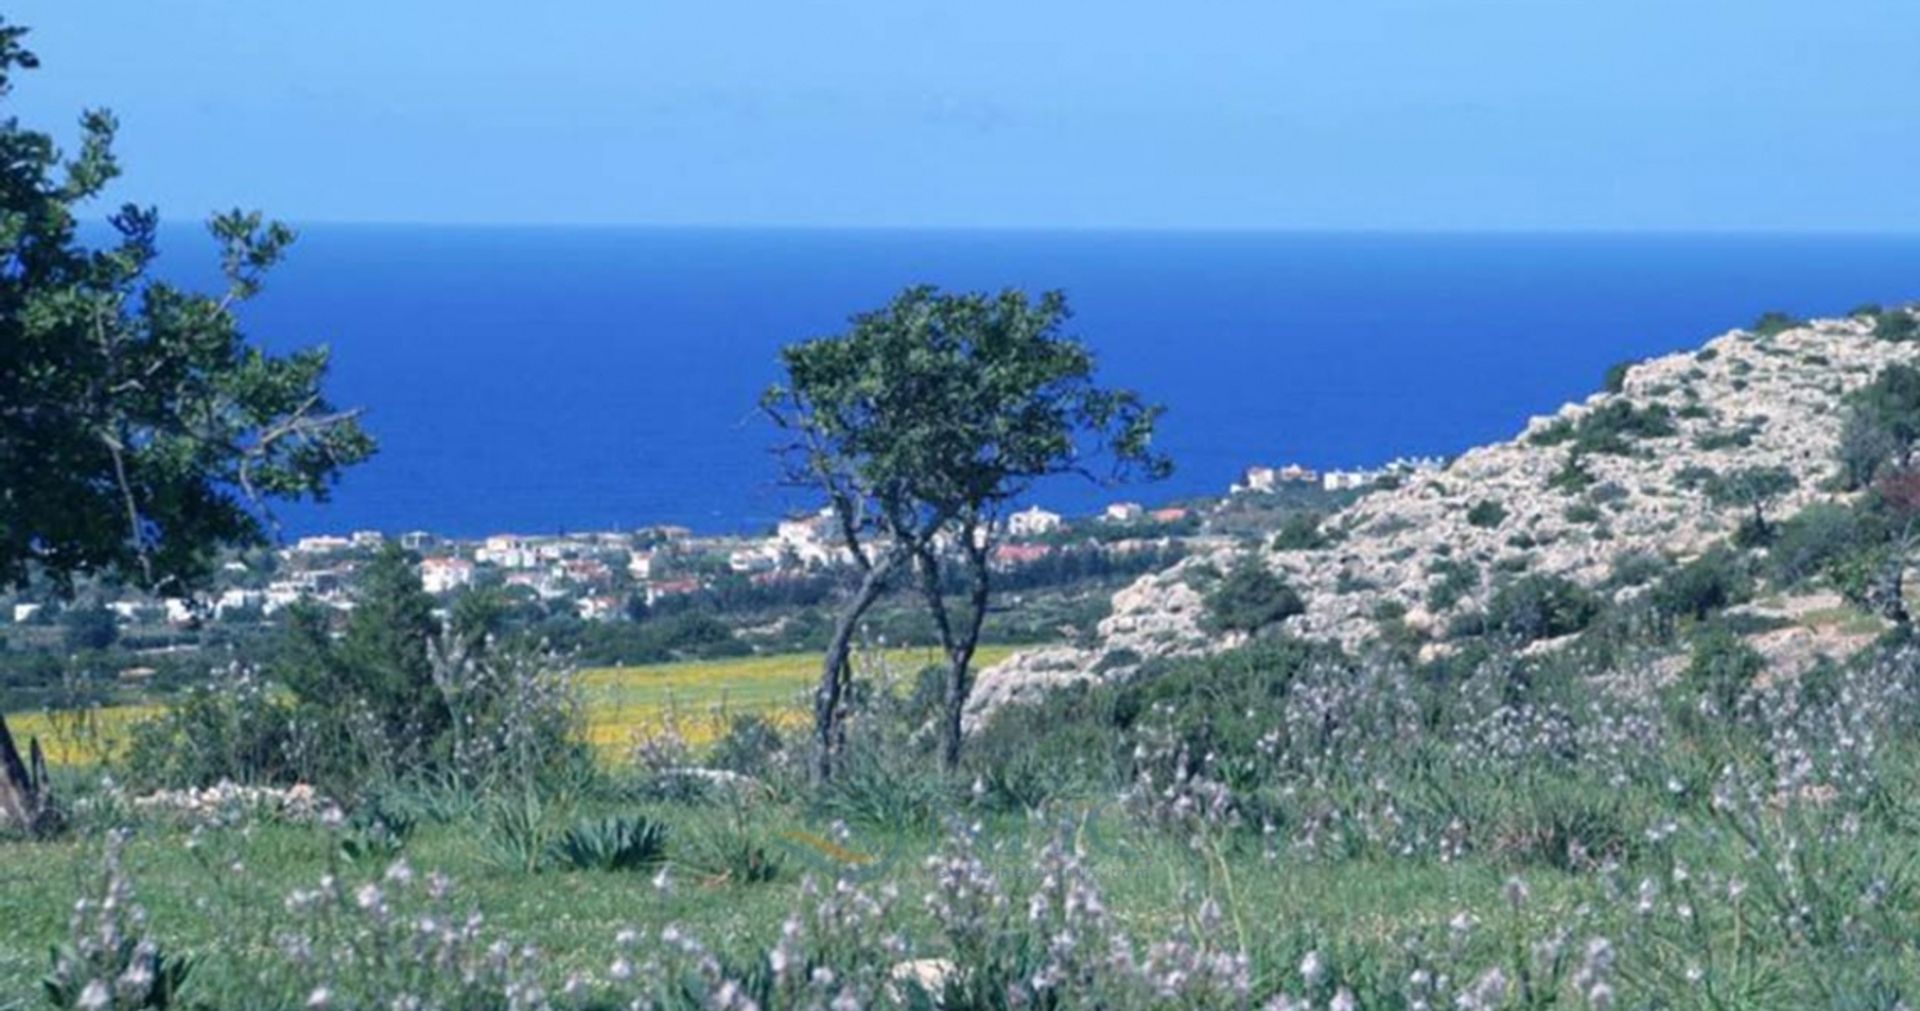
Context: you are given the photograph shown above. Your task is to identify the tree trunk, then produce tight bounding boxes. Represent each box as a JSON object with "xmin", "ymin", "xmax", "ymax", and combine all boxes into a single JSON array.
[
  {"xmin": 0, "ymin": 712, "xmax": 52, "ymax": 835},
  {"xmin": 814, "ymin": 554, "xmax": 897, "ymax": 782},
  {"xmin": 915, "ymin": 532, "xmax": 992, "ymax": 773}
]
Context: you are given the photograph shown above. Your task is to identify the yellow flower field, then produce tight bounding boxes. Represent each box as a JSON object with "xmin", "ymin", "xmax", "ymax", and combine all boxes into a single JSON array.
[
  {"xmin": 580, "ymin": 644, "xmax": 1019, "ymax": 755},
  {"xmin": 2, "ymin": 704, "xmax": 163, "ymax": 767},
  {"xmin": 5, "ymin": 645, "xmax": 1024, "ymax": 766}
]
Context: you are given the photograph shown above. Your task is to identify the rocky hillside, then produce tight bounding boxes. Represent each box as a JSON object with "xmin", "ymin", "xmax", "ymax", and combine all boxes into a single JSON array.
[{"xmin": 969, "ymin": 312, "xmax": 1918, "ymax": 722}]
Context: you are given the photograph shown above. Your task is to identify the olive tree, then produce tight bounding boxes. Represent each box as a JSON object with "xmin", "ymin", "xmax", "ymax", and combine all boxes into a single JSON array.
[
  {"xmin": 0, "ymin": 19, "xmax": 372, "ymax": 831},
  {"xmin": 764, "ymin": 286, "xmax": 1167, "ymax": 777}
]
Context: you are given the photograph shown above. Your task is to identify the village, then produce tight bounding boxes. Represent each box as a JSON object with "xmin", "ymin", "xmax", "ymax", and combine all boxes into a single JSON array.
[{"xmin": 4, "ymin": 456, "xmax": 1438, "ymax": 637}]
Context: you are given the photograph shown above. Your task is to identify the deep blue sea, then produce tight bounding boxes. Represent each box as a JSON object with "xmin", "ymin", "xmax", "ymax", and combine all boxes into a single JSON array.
[{"xmin": 189, "ymin": 228, "xmax": 1920, "ymax": 537}]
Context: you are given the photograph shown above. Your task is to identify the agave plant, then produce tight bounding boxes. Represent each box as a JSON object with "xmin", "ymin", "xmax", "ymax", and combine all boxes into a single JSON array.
[{"xmin": 546, "ymin": 814, "xmax": 669, "ymax": 873}]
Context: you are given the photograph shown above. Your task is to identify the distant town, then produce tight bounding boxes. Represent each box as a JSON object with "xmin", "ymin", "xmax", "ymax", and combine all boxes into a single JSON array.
[{"xmin": 7, "ymin": 456, "xmax": 1444, "ymax": 636}]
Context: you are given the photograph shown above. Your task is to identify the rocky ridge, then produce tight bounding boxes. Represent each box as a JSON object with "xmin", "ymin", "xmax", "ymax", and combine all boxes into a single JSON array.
[{"xmin": 968, "ymin": 314, "xmax": 1916, "ymax": 724}]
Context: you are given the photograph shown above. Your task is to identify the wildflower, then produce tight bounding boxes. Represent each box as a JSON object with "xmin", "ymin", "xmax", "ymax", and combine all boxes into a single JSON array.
[{"xmin": 1299, "ymin": 949, "xmax": 1325, "ymax": 986}]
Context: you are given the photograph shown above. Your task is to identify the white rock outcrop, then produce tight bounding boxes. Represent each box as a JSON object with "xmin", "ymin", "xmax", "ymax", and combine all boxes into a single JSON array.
[{"xmin": 968, "ymin": 314, "xmax": 1915, "ymax": 727}]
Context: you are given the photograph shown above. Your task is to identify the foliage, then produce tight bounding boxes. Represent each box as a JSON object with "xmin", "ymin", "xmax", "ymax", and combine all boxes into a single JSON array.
[
  {"xmin": 121, "ymin": 666, "xmax": 294, "ymax": 790},
  {"xmin": 1465, "ymin": 499, "xmax": 1508, "ymax": 528},
  {"xmin": 546, "ymin": 814, "xmax": 669, "ymax": 873},
  {"xmin": 1425, "ymin": 557, "xmax": 1481, "ymax": 611},
  {"xmin": 1270, "ymin": 511, "xmax": 1329, "ymax": 551},
  {"xmin": 1839, "ymin": 363, "xmax": 1920, "ymax": 487},
  {"xmin": 0, "ymin": 21, "xmax": 372, "ymax": 594},
  {"xmin": 763, "ymin": 285, "xmax": 1169, "ymax": 774},
  {"xmin": 1481, "ymin": 573, "xmax": 1601, "ymax": 643},
  {"xmin": 1768, "ymin": 501, "xmax": 1873, "ymax": 587},
  {"xmin": 1602, "ymin": 359, "xmax": 1634, "ymax": 394},
  {"xmin": 1528, "ymin": 401, "xmax": 1676, "ymax": 455},
  {"xmin": 1683, "ymin": 622, "xmax": 1765, "ymax": 713},
  {"xmin": 1750, "ymin": 309, "xmax": 1803, "ymax": 337},
  {"xmin": 1872, "ymin": 307, "xmax": 1919, "ymax": 343},
  {"xmin": 1650, "ymin": 546, "xmax": 1751, "ymax": 622},
  {"xmin": 59, "ymin": 602, "xmax": 118, "ymax": 653},
  {"xmin": 1203, "ymin": 557, "xmax": 1306, "ymax": 635}
]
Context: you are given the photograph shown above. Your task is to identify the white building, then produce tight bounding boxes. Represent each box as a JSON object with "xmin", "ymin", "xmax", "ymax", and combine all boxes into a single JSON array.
[
  {"xmin": 728, "ymin": 546, "xmax": 780, "ymax": 573},
  {"xmin": 1103, "ymin": 502, "xmax": 1145, "ymax": 523},
  {"xmin": 476, "ymin": 535, "xmax": 537, "ymax": 569},
  {"xmin": 627, "ymin": 551, "xmax": 656, "ymax": 581},
  {"xmin": 12, "ymin": 603, "xmax": 41, "ymax": 624},
  {"xmin": 293, "ymin": 535, "xmax": 352, "ymax": 555},
  {"xmin": 350, "ymin": 530, "xmax": 386, "ymax": 549},
  {"xmin": 1007, "ymin": 505, "xmax": 1063, "ymax": 538},
  {"xmin": 420, "ymin": 556, "xmax": 477, "ymax": 595},
  {"xmin": 1233, "ymin": 466, "xmax": 1278, "ymax": 494},
  {"xmin": 214, "ymin": 589, "xmax": 263, "ymax": 618},
  {"xmin": 774, "ymin": 508, "xmax": 843, "ymax": 567}
]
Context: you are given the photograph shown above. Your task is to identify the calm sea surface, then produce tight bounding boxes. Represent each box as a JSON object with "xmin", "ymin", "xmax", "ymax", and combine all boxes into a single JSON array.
[{"xmin": 183, "ymin": 227, "xmax": 1920, "ymax": 537}]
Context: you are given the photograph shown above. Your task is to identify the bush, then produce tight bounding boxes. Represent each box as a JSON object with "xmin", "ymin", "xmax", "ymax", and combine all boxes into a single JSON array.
[
  {"xmin": 1547, "ymin": 454, "xmax": 1595, "ymax": 494},
  {"xmin": 1529, "ymin": 401, "xmax": 1676, "ymax": 455},
  {"xmin": 1767, "ymin": 504, "xmax": 1870, "ymax": 587},
  {"xmin": 1602, "ymin": 359, "xmax": 1634, "ymax": 394},
  {"xmin": 1873, "ymin": 308, "xmax": 1919, "ymax": 343},
  {"xmin": 1751, "ymin": 310, "xmax": 1802, "ymax": 337},
  {"xmin": 1603, "ymin": 550, "xmax": 1667, "ymax": 589},
  {"xmin": 1425, "ymin": 558, "xmax": 1481, "ymax": 611},
  {"xmin": 1203, "ymin": 557, "xmax": 1306, "ymax": 634},
  {"xmin": 1270, "ymin": 512, "xmax": 1329, "ymax": 551},
  {"xmin": 121, "ymin": 669, "xmax": 297, "ymax": 790},
  {"xmin": 1684, "ymin": 623, "xmax": 1764, "ymax": 712},
  {"xmin": 1465, "ymin": 500, "xmax": 1507, "ymax": 528},
  {"xmin": 707, "ymin": 714, "xmax": 789, "ymax": 780},
  {"xmin": 1651, "ymin": 547, "xmax": 1750, "ymax": 622},
  {"xmin": 1484, "ymin": 574, "xmax": 1601, "ymax": 643},
  {"xmin": 547, "ymin": 815, "xmax": 669, "ymax": 873}
]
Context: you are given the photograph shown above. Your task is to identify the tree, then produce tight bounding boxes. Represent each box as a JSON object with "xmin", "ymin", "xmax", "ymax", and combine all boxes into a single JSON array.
[
  {"xmin": 1839, "ymin": 364, "xmax": 1920, "ymax": 488},
  {"xmin": 0, "ymin": 21, "xmax": 373, "ymax": 596},
  {"xmin": 279, "ymin": 544, "xmax": 446, "ymax": 779},
  {"xmin": 59, "ymin": 601, "xmax": 117, "ymax": 653},
  {"xmin": 1705, "ymin": 466, "xmax": 1798, "ymax": 546},
  {"xmin": 0, "ymin": 19, "xmax": 372, "ymax": 832},
  {"xmin": 764, "ymin": 286, "xmax": 1167, "ymax": 777}
]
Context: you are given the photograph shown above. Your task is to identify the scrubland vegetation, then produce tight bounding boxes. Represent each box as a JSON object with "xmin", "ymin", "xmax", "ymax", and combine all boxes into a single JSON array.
[{"xmin": 11, "ymin": 13, "xmax": 1920, "ymax": 1008}]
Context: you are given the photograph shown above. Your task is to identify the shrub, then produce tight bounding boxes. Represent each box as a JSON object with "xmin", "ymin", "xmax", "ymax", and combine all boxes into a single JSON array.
[
  {"xmin": 547, "ymin": 815, "xmax": 669, "ymax": 873},
  {"xmin": 1484, "ymin": 574, "xmax": 1601, "ymax": 643},
  {"xmin": 1651, "ymin": 547, "xmax": 1750, "ymax": 622},
  {"xmin": 1873, "ymin": 307, "xmax": 1919, "ymax": 343},
  {"xmin": 1602, "ymin": 359, "xmax": 1635, "ymax": 394},
  {"xmin": 707, "ymin": 714, "xmax": 789, "ymax": 780},
  {"xmin": 1271, "ymin": 512, "xmax": 1329, "ymax": 551},
  {"xmin": 1547, "ymin": 454, "xmax": 1595, "ymax": 494},
  {"xmin": 1604, "ymin": 550, "xmax": 1667, "ymax": 589},
  {"xmin": 1684, "ymin": 623, "xmax": 1764, "ymax": 713},
  {"xmin": 121, "ymin": 667, "xmax": 296, "ymax": 790},
  {"xmin": 1466, "ymin": 500, "xmax": 1508, "ymax": 528},
  {"xmin": 1530, "ymin": 401, "xmax": 1675, "ymax": 455},
  {"xmin": 1768, "ymin": 503, "xmax": 1870, "ymax": 586},
  {"xmin": 1751, "ymin": 310, "xmax": 1802, "ymax": 337},
  {"xmin": 1203, "ymin": 557, "xmax": 1306, "ymax": 634},
  {"xmin": 1426, "ymin": 558, "xmax": 1481, "ymax": 611},
  {"xmin": 1564, "ymin": 502, "xmax": 1601, "ymax": 524}
]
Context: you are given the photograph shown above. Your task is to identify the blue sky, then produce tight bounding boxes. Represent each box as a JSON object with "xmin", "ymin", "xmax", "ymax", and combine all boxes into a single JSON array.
[{"xmin": 11, "ymin": 1, "xmax": 1919, "ymax": 230}]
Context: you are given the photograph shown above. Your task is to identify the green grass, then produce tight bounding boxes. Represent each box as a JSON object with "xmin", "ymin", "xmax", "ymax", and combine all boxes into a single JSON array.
[{"xmin": 0, "ymin": 796, "xmax": 1596, "ymax": 1000}]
